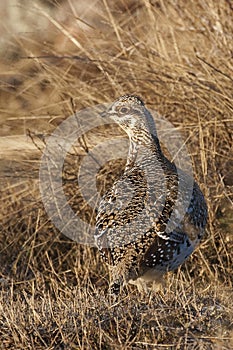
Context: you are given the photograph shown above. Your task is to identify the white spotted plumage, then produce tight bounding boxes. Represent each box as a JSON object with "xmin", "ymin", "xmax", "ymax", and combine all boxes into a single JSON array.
[{"xmin": 95, "ymin": 94, "xmax": 208, "ymax": 294}]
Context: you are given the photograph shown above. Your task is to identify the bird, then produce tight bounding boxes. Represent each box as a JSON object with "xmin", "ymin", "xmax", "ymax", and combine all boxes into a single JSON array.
[{"xmin": 94, "ymin": 94, "xmax": 208, "ymax": 294}]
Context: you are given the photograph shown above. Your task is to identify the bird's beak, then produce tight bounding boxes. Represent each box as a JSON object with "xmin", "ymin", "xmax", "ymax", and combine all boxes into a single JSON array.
[{"xmin": 100, "ymin": 110, "xmax": 108, "ymax": 118}]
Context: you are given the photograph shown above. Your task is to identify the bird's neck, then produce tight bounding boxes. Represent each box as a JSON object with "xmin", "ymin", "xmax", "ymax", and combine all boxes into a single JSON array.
[{"xmin": 125, "ymin": 131, "xmax": 163, "ymax": 169}]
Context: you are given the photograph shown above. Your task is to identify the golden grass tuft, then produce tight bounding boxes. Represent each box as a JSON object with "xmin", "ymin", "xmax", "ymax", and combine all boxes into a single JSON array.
[{"xmin": 0, "ymin": 0, "xmax": 233, "ymax": 348}]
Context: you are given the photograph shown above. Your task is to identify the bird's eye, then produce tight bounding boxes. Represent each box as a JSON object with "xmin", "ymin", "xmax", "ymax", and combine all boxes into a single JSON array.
[{"xmin": 118, "ymin": 106, "xmax": 131, "ymax": 114}]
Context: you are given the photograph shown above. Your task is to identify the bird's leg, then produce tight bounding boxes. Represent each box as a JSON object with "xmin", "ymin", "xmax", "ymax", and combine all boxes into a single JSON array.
[
  {"xmin": 109, "ymin": 267, "xmax": 128, "ymax": 296},
  {"xmin": 109, "ymin": 279, "xmax": 123, "ymax": 295}
]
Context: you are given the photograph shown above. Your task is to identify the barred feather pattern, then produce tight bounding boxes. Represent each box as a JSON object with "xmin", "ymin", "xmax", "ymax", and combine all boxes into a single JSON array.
[{"xmin": 95, "ymin": 95, "xmax": 208, "ymax": 294}]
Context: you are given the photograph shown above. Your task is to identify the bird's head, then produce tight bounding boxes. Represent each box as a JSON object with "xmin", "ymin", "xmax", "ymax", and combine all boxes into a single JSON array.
[{"xmin": 101, "ymin": 94, "xmax": 157, "ymax": 139}]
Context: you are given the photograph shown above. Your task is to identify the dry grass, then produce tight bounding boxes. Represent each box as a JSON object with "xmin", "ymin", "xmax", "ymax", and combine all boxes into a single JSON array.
[{"xmin": 0, "ymin": 0, "xmax": 233, "ymax": 349}]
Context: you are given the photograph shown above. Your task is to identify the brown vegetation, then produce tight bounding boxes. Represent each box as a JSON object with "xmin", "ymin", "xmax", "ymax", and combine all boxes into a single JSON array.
[{"xmin": 0, "ymin": 0, "xmax": 233, "ymax": 349}]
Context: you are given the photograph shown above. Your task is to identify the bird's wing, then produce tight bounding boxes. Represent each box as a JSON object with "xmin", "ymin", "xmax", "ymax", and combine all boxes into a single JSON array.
[{"xmin": 156, "ymin": 229, "xmax": 186, "ymax": 243}]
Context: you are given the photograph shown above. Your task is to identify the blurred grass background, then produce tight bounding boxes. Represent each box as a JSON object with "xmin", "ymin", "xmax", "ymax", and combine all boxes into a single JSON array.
[{"xmin": 0, "ymin": 0, "xmax": 233, "ymax": 349}]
